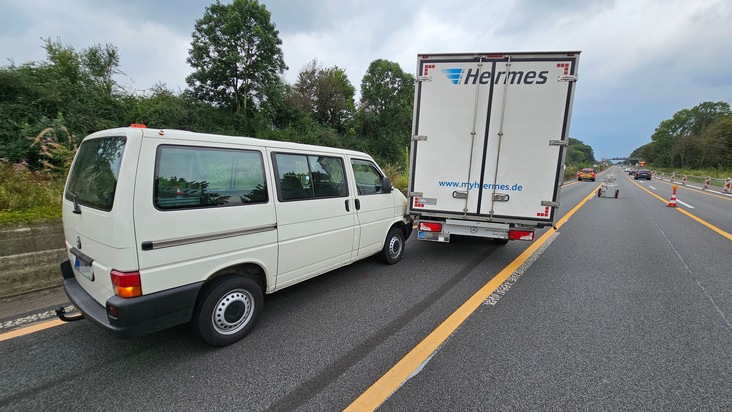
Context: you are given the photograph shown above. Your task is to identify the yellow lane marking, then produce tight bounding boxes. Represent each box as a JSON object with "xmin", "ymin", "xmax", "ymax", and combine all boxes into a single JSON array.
[
  {"xmin": 628, "ymin": 179, "xmax": 732, "ymax": 241},
  {"xmin": 0, "ymin": 319, "xmax": 66, "ymax": 342},
  {"xmin": 345, "ymin": 187, "xmax": 600, "ymax": 411}
]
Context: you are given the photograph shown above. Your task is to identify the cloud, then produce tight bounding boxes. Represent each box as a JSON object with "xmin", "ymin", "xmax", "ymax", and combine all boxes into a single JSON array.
[{"xmin": 1, "ymin": 0, "xmax": 730, "ymax": 159}]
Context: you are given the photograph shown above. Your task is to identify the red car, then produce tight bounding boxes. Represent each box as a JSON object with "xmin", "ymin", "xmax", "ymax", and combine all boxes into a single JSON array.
[{"xmin": 577, "ymin": 168, "xmax": 596, "ymax": 181}]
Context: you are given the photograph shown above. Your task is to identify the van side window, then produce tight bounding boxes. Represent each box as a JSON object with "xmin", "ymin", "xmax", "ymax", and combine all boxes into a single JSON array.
[
  {"xmin": 351, "ymin": 159, "xmax": 385, "ymax": 196},
  {"xmin": 274, "ymin": 153, "xmax": 347, "ymax": 201},
  {"xmin": 155, "ymin": 146, "xmax": 267, "ymax": 210}
]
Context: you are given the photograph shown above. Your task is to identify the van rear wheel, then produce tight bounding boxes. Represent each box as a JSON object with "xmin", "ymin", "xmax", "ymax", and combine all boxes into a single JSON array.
[
  {"xmin": 192, "ymin": 276, "xmax": 263, "ymax": 347},
  {"xmin": 379, "ymin": 227, "xmax": 404, "ymax": 264}
]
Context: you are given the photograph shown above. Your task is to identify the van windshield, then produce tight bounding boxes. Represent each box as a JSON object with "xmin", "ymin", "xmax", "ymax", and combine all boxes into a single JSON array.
[{"xmin": 65, "ymin": 136, "xmax": 126, "ymax": 212}]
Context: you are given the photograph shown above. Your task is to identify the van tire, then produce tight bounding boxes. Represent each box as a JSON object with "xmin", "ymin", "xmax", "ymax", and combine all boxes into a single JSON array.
[
  {"xmin": 192, "ymin": 276, "xmax": 263, "ymax": 347},
  {"xmin": 493, "ymin": 238, "xmax": 509, "ymax": 245},
  {"xmin": 379, "ymin": 227, "xmax": 405, "ymax": 264}
]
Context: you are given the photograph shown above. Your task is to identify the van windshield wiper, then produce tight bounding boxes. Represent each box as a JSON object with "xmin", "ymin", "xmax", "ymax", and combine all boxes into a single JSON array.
[{"xmin": 69, "ymin": 191, "xmax": 82, "ymax": 214}]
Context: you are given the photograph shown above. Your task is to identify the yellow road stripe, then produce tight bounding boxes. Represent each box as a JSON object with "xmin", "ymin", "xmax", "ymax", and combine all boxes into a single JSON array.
[
  {"xmin": 0, "ymin": 319, "xmax": 66, "ymax": 342},
  {"xmin": 628, "ymin": 179, "xmax": 732, "ymax": 241},
  {"xmin": 345, "ymin": 187, "xmax": 600, "ymax": 411}
]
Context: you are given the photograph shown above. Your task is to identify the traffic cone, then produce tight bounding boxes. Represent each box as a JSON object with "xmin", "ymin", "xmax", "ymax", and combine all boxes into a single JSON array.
[{"xmin": 667, "ymin": 185, "xmax": 678, "ymax": 208}]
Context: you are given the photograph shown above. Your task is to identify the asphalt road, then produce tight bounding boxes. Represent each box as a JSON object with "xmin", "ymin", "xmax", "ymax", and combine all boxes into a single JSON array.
[{"xmin": 1, "ymin": 166, "xmax": 731, "ymax": 411}]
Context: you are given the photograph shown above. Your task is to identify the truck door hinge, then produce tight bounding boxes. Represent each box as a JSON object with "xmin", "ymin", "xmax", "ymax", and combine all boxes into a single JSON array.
[
  {"xmin": 417, "ymin": 76, "xmax": 432, "ymax": 82},
  {"xmin": 413, "ymin": 135, "xmax": 428, "ymax": 142},
  {"xmin": 541, "ymin": 201, "xmax": 560, "ymax": 208},
  {"xmin": 558, "ymin": 75, "xmax": 578, "ymax": 82},
  {"xmin": 549, "ymin": 140, "xmax": 568, "ymax": 147}
]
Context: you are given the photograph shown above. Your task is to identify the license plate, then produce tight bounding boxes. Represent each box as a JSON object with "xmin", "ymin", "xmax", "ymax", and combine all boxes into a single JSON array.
[{"xmin": 74, "ymin": 257, "xmax": 95, "ymax": 281}]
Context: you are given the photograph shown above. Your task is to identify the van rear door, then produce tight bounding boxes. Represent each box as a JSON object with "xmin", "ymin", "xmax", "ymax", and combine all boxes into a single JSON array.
[{"xmin": 62, "ymin": 129, "xmax": 142, "ymax": 306}]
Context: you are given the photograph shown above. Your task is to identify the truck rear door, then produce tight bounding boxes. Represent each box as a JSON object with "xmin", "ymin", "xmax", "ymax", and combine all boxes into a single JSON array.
[{"xmin": 409, "ymin": 52, "xmax": 579, "ymax": 225}]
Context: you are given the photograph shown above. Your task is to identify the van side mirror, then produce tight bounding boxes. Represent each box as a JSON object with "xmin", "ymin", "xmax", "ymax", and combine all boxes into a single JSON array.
[{"xmin": 381, "ymin": 176, "xmax": 393, "ymax": 193}]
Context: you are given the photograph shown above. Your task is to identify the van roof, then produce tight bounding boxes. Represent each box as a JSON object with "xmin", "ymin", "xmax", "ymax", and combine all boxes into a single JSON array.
[{"xmin": 87, "ymin": 127, "xmax": 373, "ymax": 159}]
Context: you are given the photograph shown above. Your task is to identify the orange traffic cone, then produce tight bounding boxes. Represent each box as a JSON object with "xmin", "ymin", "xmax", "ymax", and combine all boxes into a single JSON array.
[{"xmin": 667, "ymin": 185, "xmax": 678, "ymax": 208}]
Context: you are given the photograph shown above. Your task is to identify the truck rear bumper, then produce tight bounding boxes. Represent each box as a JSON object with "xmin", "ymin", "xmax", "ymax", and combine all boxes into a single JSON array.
[
  {"xmin": 416, "ymin": 218, "xmax": 511, "ymax": 242},
  {"xmin": 60, "ymin": 259, "xmax": 202, "ymax": 339}
]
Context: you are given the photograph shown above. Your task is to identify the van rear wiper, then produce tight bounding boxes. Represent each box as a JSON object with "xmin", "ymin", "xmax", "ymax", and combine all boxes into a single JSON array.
[{"xmin": 69, "ymin": 191, "xmax": 82, "ymax": 214}]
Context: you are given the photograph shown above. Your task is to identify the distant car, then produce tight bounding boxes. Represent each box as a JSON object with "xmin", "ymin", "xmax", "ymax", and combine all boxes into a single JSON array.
[
  {"xmin": 629, "ymin": 170, "xmax": 637, "ymax": 176},
  {"xmin": 634, "ymin": 169, "xmax": 652, "ymax": 180},
  {"xmin": 577, "ymin": 168, "xmax": 596, "ymax": 181}
]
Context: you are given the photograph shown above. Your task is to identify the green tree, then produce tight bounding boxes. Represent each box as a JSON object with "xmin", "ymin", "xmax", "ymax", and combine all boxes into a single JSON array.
[
  {"xmin": 646, "ymin": 101, "xmax": 731, "ymax": 168},
  {"xmin": 0, "ymin": 38, "xmax": 124, "ymax": 167},
  {"xmin": 289, "ymin": 59, "xmax": 356, "ymax": 133},
  {"xmin": 698, "ymin": 115, "xmax": 732, "ymax": 168},
  {"xmin": 566, "ymin": 138, "xmax": 596, "ymax": 165},
  {"xmin": 186, "ymin": 0, "xmax": 287, "ymax": 124},
  {"xmin": 357, "ymin": 59, "xmax": 414, "ymax": 165}
]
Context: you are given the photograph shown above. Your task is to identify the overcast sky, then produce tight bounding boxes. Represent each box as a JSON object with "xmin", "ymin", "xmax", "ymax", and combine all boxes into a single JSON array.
[{"xmin": 1, "ymin": 0, "xmax": 731, "ymax": 161}]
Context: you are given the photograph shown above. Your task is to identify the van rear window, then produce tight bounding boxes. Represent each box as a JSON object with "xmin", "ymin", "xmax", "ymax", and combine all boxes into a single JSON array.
[
  {"xmin": 155, "ymin": 145, "xmax": 267, "ymax": 210},
  {"xmin": 65, "ymin": 136, "xmax": 126, "ymax": 212}
]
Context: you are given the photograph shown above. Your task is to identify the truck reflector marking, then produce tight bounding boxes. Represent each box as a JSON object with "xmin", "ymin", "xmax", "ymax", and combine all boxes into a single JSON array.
[
  {"xmin": 413, "ymin": 197, "xmax": 437, "ymax": 207},
  {"xmin": 557, "ymin": 63, "xmax": 570, "ymax": 75},
  {"xmin": 423, "ymin": 64, "xmax": 436, "ymax": 76},
  {"xmin": 536, "ymin": 206, "xmax": 550, "ymax": 217}
]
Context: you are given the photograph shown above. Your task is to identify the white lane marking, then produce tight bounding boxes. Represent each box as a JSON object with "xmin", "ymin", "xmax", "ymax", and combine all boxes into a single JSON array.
[
  {"xmin": 649, "ymin": 186, "xmax": 657, "ymax": 190},
  {"xmin": 676, "ymin": 199, "xmax": 695, "ymax": 209},
  {"xmin": 484, "ymin": 231, "xmax": 559, "ymax": 306},
  {"xmin": 0, "ymin": 305, "xmax": 77, "ymax": 331}
]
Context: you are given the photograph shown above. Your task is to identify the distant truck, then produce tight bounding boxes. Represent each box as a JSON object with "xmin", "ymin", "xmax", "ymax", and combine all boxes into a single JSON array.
[{"xmin": 407, "ymin": 51, "xmax": 580, "ymax": 243}]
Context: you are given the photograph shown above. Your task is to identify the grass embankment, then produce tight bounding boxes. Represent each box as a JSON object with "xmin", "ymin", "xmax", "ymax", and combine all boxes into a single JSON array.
[{"xmin": 0, "ymin": 162, "xmax": 63, "ymax": 226}]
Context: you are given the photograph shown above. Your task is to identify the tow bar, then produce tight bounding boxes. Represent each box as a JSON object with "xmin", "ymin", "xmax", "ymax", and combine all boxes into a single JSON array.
[{"xmin": 55, "ymin": 306, "xmax": 84, "ymax": 322}]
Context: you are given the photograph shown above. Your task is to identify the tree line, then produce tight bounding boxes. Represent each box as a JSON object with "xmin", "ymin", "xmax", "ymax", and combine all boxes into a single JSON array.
[
  {"xmin": 0, "ymin": 0, "xmax": 600, "ymax": 178},
  {"xmin": 0, "ymin": 0, "xmax": 414, "ymax": 176},
  {"xmin": 631, "ymin": 101, "xmax": 732, "ymax": 169}
]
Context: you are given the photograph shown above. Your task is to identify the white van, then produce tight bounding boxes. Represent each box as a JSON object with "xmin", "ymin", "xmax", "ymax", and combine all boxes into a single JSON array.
[{"xmin": 57, "ymin": 126, "xmax": 412, "ymax": 346}]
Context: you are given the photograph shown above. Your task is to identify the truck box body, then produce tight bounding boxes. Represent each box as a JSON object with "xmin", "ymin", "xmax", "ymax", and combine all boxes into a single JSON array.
[{"xmin": 408, "ymin": 51, "xmax": 580, "ymax": 242}]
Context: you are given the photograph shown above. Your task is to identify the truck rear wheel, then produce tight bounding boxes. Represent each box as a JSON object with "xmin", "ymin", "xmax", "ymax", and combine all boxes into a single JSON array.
[
  {"xmin": 192, "ymin": 276, "xmax": 263, "ymax": 347},
  {"xmin": 379, "ymin": 227, "xmax": 404, "ymax": 264}
]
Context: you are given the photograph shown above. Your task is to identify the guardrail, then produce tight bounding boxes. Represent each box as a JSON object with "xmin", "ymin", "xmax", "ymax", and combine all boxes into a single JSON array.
[{"xmin": 652, "ymin": 172, "xmax": 731, "ymax": 193}]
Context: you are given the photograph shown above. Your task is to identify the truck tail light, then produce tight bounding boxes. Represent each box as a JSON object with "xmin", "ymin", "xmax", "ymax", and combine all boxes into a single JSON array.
[
  {"xmin": 508, "ymin": 230, "xmax": 534, "ymax": 241},
  {"xmin": 419, "ymin": 222, "xmax": 443, "ymax": 232},
  {"xmin": 111, "ymin": 270, "xmax": 142, "ymax": 298}
]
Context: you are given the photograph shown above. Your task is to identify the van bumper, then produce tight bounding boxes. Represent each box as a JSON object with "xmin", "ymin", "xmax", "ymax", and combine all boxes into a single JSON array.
[{"xmin": 60, "ymin": 259, "xmax": 202, "ymax": 339}]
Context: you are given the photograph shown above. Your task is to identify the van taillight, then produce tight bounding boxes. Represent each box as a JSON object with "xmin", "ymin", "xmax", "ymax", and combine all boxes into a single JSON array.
[
  {"xmin": 508, "ymin": 230, "xmax": 534, "ymax": 241},
  {"xmin": 111, "ymin": 270, "xmax": 142, "ymax": 298},
  {"xmin": 419, "ymin": 222, "xmax": 443, "ymax": 232}
]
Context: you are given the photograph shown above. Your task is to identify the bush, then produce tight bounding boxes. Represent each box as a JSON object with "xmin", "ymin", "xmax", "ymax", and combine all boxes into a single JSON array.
[{"xmin": 0, "ymin": 160, "xmax": 63, "ymax": 220}]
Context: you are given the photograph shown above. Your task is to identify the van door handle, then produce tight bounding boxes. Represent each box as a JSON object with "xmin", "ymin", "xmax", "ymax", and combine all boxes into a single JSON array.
[
  {"xmin": 355, "ymin": 199, "xmax": 361, "ymax": 210},
  {"xmin": 345, "ymin": 199, "xmax": 350, "ymax": 212}
]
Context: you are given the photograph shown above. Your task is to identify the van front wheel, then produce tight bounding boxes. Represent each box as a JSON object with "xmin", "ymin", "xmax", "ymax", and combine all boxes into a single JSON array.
[
  {"xmin": 380, "ymin": 227, "xmax": 405, "ymax": 265},
  {"xmin": 192, "ymin": 276, "xmax": 263, "ymax": 347}
]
